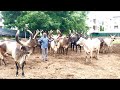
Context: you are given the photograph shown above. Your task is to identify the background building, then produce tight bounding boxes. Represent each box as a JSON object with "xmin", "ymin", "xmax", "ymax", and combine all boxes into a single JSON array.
[{"xmin": 86, "ymin": 11, "xmax": 120, "ymax": 35}]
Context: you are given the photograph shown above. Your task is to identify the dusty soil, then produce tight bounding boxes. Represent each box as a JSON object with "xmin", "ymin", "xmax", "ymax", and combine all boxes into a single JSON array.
[{"xmin": 1, "ymin": 44, "xmax": 120, "ymax": 79}]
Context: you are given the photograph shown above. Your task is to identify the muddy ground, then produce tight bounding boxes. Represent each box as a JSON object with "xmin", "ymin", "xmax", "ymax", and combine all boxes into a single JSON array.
[{"xmin": 1, "ymin": 44, "xmax": 120, "ymax": 79}]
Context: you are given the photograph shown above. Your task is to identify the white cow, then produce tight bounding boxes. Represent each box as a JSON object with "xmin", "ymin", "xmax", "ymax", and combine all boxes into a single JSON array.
[{"xmin": 76, "ymin": 37, "xmax": 101, "ymax": 63}]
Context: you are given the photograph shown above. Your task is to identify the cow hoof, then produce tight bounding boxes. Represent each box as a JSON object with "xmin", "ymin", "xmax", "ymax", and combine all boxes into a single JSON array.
[{"xmin": 22, "ymin": 75, "xmax": 25, "ymax": 77}]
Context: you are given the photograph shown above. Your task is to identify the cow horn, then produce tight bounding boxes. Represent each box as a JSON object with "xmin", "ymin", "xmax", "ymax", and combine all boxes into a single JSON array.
[
  {"xmin": 15, "ymin": 30, "xmax": 24, "ymax": 46},
  {"xmin": 109, "ymin": 34, "xmax": 112, "ymax": 37},
  {"xmin": 27, "ymin": 30, "xmax": 33, "ymax": 38},
  {"xmin": 27, "ymin": 30, "xmax": 33, "ymax": 40},
  {"xmin": 33, "ymin": 30, "xmax": 40, "ymax": 39},
  {"xmin": 114, "ymin": 34, "xmax": 116, "ymax": 37}
]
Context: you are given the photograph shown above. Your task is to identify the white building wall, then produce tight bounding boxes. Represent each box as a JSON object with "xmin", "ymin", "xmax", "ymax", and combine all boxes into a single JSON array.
[
  {"xmin": 112, "ymin": 16, "xmax": 120, "ymax": 32},
  {"xmin": 86, "ymin": 12, "xmax": 120, "ymax": 35},
  {"xmin": 86, "ymin": 12, "xmax": 103, "ymax": 35}
]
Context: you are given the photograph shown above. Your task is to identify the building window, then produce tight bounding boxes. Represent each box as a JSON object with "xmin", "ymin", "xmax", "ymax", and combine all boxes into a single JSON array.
[
  {"xmin": 93, "ymin": 25, "xmax": 96, "ymax": 30},
  {"xmin": 0, "ymin": 18, "xmax": 2, "ymax": 22},
  {"xmin": 93, "ymin": 19, "xmax": 96, "ymax": 23},
  {"xmin": 114, "ymin": 25, "xmax": 118, "ymax": 29}
]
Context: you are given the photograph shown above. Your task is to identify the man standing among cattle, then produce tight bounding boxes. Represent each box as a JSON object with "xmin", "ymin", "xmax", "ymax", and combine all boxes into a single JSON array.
[{"xmin": 38, "ymin": 32, "xmax": 49, "ymax": 61}]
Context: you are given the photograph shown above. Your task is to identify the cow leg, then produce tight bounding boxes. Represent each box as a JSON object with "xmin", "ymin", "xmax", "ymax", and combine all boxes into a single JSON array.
[
  {"xmin": 59, "ymin": 47, "xmax": 60, "ymax": 54},
  {"xmin": 66, "ymin": 48, "xmax": 68, "ymax": 55},
  {"xmin": 85, "ymin": 56, "xmax": 87, "ymax": 63},
  {"xmin": 90, "ymin": 52, "xmax": 92, "ymax": 63},
  {"xmin": 0, "ymin": 54, "xmax": 6, "ymax": 66},
  {"xmin": 33, "ymin": 47, "xmax": 35, "ymax": 53},
  {"xmin": 94, "ymin": 51, "xmax": 98, "ymax": 60},
  {"xmin": 73, "ymin": 45, "xmax": 74, "ymax": 51},
  {"xmin": 22, "ymin": 61, "xmax": 25, "ymax": 77},
  {"xmin": 85, "ymin": 52, "xmax": 90, "ymax": 64},
  {"xmin": 59, "ymin": 48, "xmax": 60, "ymax": 54},
  {"xmin": 39, "ymin": 46, "xmax": 42, "ymax": 54},
  {"xmin": 61, "ymin": 47, "xmax": 62, "ymax": 54},
  {"xmin": 49, "ymin": 47, "xmax": 52, "ymax": 55},
  {"xmin": 109, "ymin": 47, "xmax": 112, "ymax": 53},
  {"xmin": 60, "ymin": 47, "xmax": 62, "ymax": 54},
  {"xmin": 65, "ymin": 48, "xmax": 67, "ymax": 55},
  {"xmin": 80, "ymin": 46, "xmax": 82, "ymax": 52},
  {"xmin": 103, "ymin": 47, "xmax": 106, "ymax": 53},
  {"xmin": 96, "ymin": 49, "xmax": 100, "ymax": 60},
  {"xmin": 62, "ymin": 47, "xmax": 64, "ymax": 54},
  {"xmin": 108, "ymin": 47, "xmax": 111, "ymax": 53},
  {"xmin": 85, "ymin": 54, "xmax": 88, "ymax": 64},
  {"xmin": 24, "ymin": 61, "xmax": 26, "ymax": 65},
  {"xmin": 71, "ymin": 43, "xmax": 72, "ymax": 50},
  {"xmin": 59, "ymin": 48, "xmax": 61, "ymax": 54},
  {"xmin": 2, "ymin": 59, "xmax": 6, "ymax": 66},
  {"xmin": 15, "ymin": 61, "xmax": 19, "ymax": 77},
  {"xmin": 57, "ymin": 48, "xmax": 60, "ymax": 54},
  {"xmin": 62, "ymin": 47, "xmax": 64, "ymax": 55},
  {"xmin": 0, "ymin": 59, "xmax": 2, "ymax": 66},
  {"xmin": 76, "ymin": 45, "xmax": 77, "ymax": 52}
]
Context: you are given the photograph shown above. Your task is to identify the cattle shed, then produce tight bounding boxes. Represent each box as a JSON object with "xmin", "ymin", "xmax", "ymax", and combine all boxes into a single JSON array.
[
  {"xmin": 0, "ymin": 28, "xmax": 30, "ymax": 38},
  {"xmin": 90, "ymin": 31, "xmax": 120, "ymax": 37}
]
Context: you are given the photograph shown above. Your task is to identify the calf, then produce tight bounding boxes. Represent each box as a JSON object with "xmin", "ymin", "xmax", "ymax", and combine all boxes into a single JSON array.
[{"xmin": 98, "ymin": 35, "xmax": 116, "ymax": 53}]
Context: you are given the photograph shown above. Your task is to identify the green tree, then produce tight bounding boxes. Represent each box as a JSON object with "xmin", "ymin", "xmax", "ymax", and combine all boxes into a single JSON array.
[
  {"xmin": 1, "ymin": 11, "xmax": 26, "ymax": 28},
  {"xmin": 1, "ymin": 11, "xmax": 88, "ymax": 34}
]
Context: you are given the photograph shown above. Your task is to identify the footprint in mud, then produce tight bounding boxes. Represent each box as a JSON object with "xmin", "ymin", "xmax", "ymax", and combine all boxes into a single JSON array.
[
  {"xmin": 35, "ymin": 57, "xmax": 39, "ymax": 58},
  {"xmin": 55, "ymin": 68, "xmax": 62, "ymax": 70},
  {"xmin": 77, "ymin": 67, "xmax": 84, "ymax": 70},
  {"xmin": 66, "ymin": 74, "xmax": 74, "ymax": 78},
  {"xmin": 45, "ymin": 67, "xmax": 48, "ymax": 69},
  {"xmin": 88, "ymin": 64, "xmax": 105, "ymax": 70},
  {"xmin": 10, "ymin": 67, "xmax": 14, "ymax": 69},
  {"xmin": 57, "ymin": 57, "xmax": 63, "ymax": 59}
]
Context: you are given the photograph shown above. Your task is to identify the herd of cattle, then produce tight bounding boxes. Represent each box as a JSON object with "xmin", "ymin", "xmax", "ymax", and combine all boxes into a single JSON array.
[{"xmin": 0, "ymin": 29, "xmax": 116, "ymax": 77}]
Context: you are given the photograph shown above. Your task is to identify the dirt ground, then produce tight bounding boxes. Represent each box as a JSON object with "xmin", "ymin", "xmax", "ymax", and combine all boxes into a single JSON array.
[{"xmin": 1, "ymin": 44, "xmax": 120, "ymax": 79}]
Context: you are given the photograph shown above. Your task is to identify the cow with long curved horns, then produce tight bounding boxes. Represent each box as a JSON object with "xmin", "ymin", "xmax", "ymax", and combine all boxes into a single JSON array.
[{"xmin": 0, "ymin": 30, "xmax": 36, "ymax": 77}]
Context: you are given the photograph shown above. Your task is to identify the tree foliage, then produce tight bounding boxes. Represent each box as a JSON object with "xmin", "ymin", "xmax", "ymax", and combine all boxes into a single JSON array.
[{"xmin": 1, "ymin": 11, "xmax": 89, "ymax": 34}]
